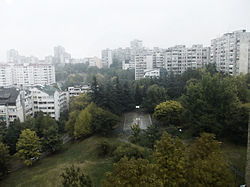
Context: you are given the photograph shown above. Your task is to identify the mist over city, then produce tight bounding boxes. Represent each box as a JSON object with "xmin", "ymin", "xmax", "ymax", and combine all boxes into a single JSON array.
[{"xmin": 0, "ymin": 0, "xmax": 250, "ymax": 186}]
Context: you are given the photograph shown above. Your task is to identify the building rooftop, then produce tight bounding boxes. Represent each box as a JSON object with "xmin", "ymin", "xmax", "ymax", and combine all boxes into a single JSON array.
[
  {"xmin": 0, "ymin": 88, "xmax": 19, "ymax": 106},
  {"xmin": 35, "ymin": 85, "xmax": 59, "ymax": 96}
]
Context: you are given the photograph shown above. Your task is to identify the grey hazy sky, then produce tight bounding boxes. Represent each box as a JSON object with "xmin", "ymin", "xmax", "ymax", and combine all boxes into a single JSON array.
[{"xmin": 0, "ymin": 0, "xmax": 249, "ymax": 61}]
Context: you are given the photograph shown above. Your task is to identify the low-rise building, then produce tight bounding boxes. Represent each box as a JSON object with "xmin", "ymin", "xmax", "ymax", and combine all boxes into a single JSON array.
[
  {"xmin": 0, "ymin": 88, "xmax": 25, "ymax": 126},
  {"xmin": 68, "ymin": 85, "xmax": 91, "ymax": 98},
  {"xmin": 29, "ymin": 86, "xmax": 61, "ymax": 120}
]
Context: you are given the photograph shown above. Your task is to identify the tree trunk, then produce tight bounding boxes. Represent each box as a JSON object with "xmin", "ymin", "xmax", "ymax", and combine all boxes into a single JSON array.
[{"xmin": 246, "ymin": 112, "xmax": 250, "ymax": 186}]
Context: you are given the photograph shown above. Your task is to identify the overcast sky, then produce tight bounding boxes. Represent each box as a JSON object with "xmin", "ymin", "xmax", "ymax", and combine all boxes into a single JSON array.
[{"xmin": 0, "ymin": 0, "xmax": 249, "ymax": 61}]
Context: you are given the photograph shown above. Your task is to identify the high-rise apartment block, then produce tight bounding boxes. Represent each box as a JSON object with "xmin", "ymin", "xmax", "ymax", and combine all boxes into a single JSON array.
[
  {"xmin": 165, "ymin": 45, "xmax": 210, "ymax": 74},
  {"xmin": 102, "ymin": 49, "xmax": 113, "ymax": 67},
  {"xmin": 7, "ymin": 49, "xmax": 19, "ymax": 63},
  {"xmin": 54, "ymin": 46, "xmax": 71, "ymax": 64},
  {"xmin": 0, "ymin": 63, "xmax": 55, "ymax": 87},
  {"xmin": 211, "ymin": 30, "xmax": 250, "ymax": 75}
]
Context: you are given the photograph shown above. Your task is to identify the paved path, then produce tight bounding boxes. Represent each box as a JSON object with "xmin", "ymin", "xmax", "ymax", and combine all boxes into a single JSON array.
[{"xmin": 123, "ymin": 111, "xmax": 152, "ymax": 131}]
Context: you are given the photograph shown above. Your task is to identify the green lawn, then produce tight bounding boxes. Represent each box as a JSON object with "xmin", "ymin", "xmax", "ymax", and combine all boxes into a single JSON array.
[{"xmin": 0, "ymin": 136, "xmax": 121, "ymax": 187}]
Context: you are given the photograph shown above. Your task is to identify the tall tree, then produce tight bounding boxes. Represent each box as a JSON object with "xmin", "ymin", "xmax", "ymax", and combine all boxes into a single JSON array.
[
  {"xmin": 0, "ymin": 142, "xmax": 10, "ymax": 178},
  {"xmin": 3, "ymin": 119, "xmax": 22, "ymax": 154},
  {"xmin": 73, "ymin": 106, "xmax": 92, "ymax": 139},
  {"xmin": 41, "ymin": 125, "xmax": 62, "ymax": 153},
  {"xmin": 181, "ymin": 73, "xmax": 241, "ymax": 137},
  {"xmin": 245, "ymin": 112, "xmax": 250, "ymax": 187},
  {"xmin": 153, "ymin": 100, "xmax": 184, "ymax": 126},
  {"xmin": 188, "ymin": 133, "xmax": 233, "ymax": 186},
  {"xmin": 15, "ymin": 129, "xmax": 41, "ymax": 166},
  {"xmin": 143, "ymin": 84, "xmax": 167, "ymax": 113},
  {"xmin": 153, "ymin": 132, "xmax": 187, "ymax": 186}
]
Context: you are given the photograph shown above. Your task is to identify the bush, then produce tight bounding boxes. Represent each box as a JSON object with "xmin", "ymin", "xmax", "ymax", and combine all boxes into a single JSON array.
[
  {"xmin": 113, "ymin": 143, "xmax": 150, "ymax": 162},
  {"xmin": 97, "ymin": 140, "xmax": 117, "ymax": 157},
  {"xmin": 60, "ymin": 165, "xmax": 92, "ymax": 187}
]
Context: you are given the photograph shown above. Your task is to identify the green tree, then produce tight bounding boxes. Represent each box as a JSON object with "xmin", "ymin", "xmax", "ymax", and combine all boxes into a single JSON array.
[
  {"xmin": 65, "ymin": 110, "xmax": 80, "ymax": 137},
  {"xmin": 187, "ymin": 133, "xmax": 234, "ymax": 186},
  {"xmin": 102, "ymin": 157, "xmax": 162, "ymax": 187},
  {"xmin": 74, "ymin": 106, "xmax": 93, "ymax": 139},
  {"xmin": 153, "ymin": 132, "xmax": 187, "ymax": 186},
  {"xmin": 134, "ymin": 83, "xmax": 143, "ymax": 106},
  {"xmin": 15, "ymin": 129, "xmax": 41, "ymax": 166},
  {"xmin": 113, "ymin": 143, "xmax": 150, "ymax": 162},
  {"xmin": 0, "ymin": 142, "xmax": 10, "ymax": 178},
  {"xmin": 0, "ymin": 121, "xmax": 7, "ymax": 142},
  {"xmin": 143, "ymin": 84, "xmax": 167, "ymax": 113},
  {"xmin": 153, "ymin": 100, "xmax": 184, "ymax": 126},
  {"xmin": 33, "ymin": 112, "xmax": 58, "ymax": 138},
  {"xmin": 91, "ymin": 106, "xmax": 119, "ymax": 136},
  {"xmin": 41, "ymin": 125, "xmax": 62, "ymax": 153},
  {"xmin": 129, "ymin": 123, "xmax": 141, "ymax": 144},
  {"xmin": 3, "ymin": 119, "xmax": 22, "ymax": 154},
  {"xmin": 60, "ymin": 165, "xmax": 92, "ymax": 187},
  {"xmin": 181, "ymin": 73, "xmax": 241, "ymax": 137},
  {"xmin": 138, "ymin": 125, "xmax": 162, "ymax": 148},
  {"xmin": 70, "ymin": 93, "xmax": 90, "ymax": 111}
]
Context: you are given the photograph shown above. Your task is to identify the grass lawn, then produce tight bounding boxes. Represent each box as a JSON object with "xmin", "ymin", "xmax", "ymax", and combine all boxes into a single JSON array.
[{"xmin": 0, "ymin": 136, "xmax": 121, "ymax": 187}]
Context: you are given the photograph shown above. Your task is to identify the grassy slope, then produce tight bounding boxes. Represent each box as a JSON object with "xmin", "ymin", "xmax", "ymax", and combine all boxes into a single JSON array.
[
  {"xmin": 0, "ymin": 133, "xmax": 247, "ymax": 187},
  {"xmin": 0, "ymin": 136, "xmax": 121, "ymax": 187}
]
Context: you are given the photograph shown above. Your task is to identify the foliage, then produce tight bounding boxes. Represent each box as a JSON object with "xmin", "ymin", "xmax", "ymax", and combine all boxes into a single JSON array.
[
  {"xmin": 3, "ymin": 119, "xmax": 23, "ymax": 154},
  {"xmin": 187, "ymin": 133, "xmax": 234, "ymax": 186},
  {"xmin": 41, "ymin": 125, "xmax": 62, "ymax": 153},
  {"xmin": 73, "ymin": 106, "xmax": 92, "ymax": 139},
  {"xmin": 0, "ymin": 121, "xmax": 7, "ymax": 142},
  {"xmin": 15, "ymin": 129, "xmax": 41, "ymax": 166},
  {"xmin": 129, "ymin": 124, "xmax": 162, "ymax": 149},
  {"xmin": 165, "ymin": 125, "xmax": 181, "ymax": 137},
  {"xmin": 65, "ymin": 110, "xmax": 80, "ymax": 137},
  {"xmin": 153, "ymin": 132, "xmax": 187, "ymax": 186},
  {"xmin": 60, "ymin": 165, "xmax": 92, "ymax": 187},
  {"xmin": 89, "ymin": 76, "xmax": 135, "ymax": 114},
  {"xmin": 102, "ymin": 157, "xmax": 162, "ymax": 187},
  {"xmin": 138, "ymin": 125, "xmax": 163, "ymax": 148},
  {"xmin": 129, "ymin": 123, "xmax": 141, "ymax": 144},
  {"xmin": 153, "ymin": 100, "xmax": 184, "ymax": 126},
  {"xmin": 142, "ymin": 84, "xmax": 168, "ymax": 113},
  {"xmin": 70, "ymin": 93, "xmax": 90, "ymax": 111},
  {"xmin": 72, "ymin": 102, "xmax": 119, "ymax": 139},
  {"xmin": 0, "ymin": 142, "xmax": 10, "ymax": 178},
  {"xmin": 33, "ymin": 112, "xmax": 58, "ymax": 137},
  {"xmin": 113, "ymin": 143, "xmax": 150, "ymax": 162},
  {"xmin": 181, "ymin": 73, "xmax": 244, "ymax": 140},
  {"xmin": 97, "ymin": 140, "xmax": 117, "ymax": 157}
]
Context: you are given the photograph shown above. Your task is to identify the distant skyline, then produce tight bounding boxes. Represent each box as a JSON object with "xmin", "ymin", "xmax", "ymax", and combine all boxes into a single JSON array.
[{"xmin": 0, "ymin": 0, "xmax": 249, "ymax": 61}]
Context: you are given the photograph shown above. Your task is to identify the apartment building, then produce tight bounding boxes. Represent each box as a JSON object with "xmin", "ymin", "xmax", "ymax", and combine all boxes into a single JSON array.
[
  {"xmin": 0, "ymin": 63, "xmax": 56, "ymax": 87},
  {"xmin": 165, "ymin": 45, "xmax": 210, "ymax": 74},
  {"xmin": 102, "ymin": 49, "xmax": 113, "ymax": 67},
  {"xmin": 0, "ymin": 88, "xmax": 25, "ymax": 126},
  {"xmin": 211, "ymin": 30, "xmax": 250, "ymax": 75},
  {"xmin": 122, "ymin": 60, "xmax": 135, "ymax": 70},
  {"xmin": 67, "ymin": 85, "xmax": 91, "ymax": 98},
  {"xmin": 29, "ymin": 86, "xmax": 61, "ymax": 120},
  {"xmin": 134, "ymin": 50, "xmax": 165, "ymax": 80}
]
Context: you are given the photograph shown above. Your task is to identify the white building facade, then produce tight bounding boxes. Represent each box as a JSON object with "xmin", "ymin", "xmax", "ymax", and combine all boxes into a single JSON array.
[
  {"xmin": 102, "ymin": 49, "xmax": 113, "ymax": 67},
  {"xmin": 0, "ymin": 63, "xmax": 56, "ymax": 87},
  {"xmin": 165, "ymin": 45, "xmax": 210, "ymax": 74},
  {"xmin": 211, "ymin": 30, "xmax": 250, "ymax": 75}
]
